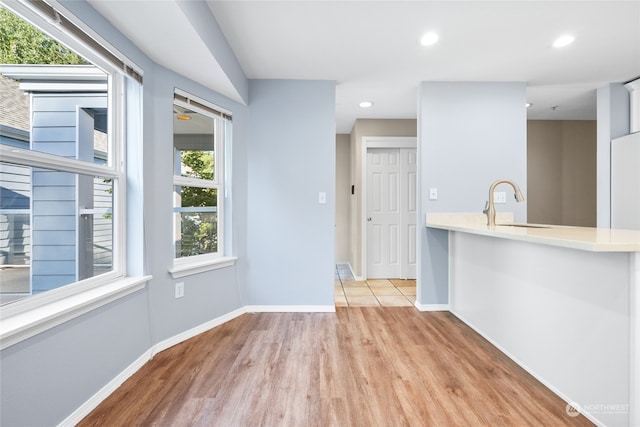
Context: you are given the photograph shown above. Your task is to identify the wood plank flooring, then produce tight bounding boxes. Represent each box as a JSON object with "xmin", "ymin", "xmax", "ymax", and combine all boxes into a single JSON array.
[{"xmin": 79, "ymin": 308, "xmax": 593, "ymax": 426}]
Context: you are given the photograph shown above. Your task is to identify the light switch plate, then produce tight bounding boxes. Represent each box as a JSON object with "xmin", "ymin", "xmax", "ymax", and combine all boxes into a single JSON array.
[
  {"xmin": 318, "ymin": 192, "xmax": 326, "ymax": 204},
  {"xmin": 429, "ymin": 188, "xmax": 438, "ymax": 200},
  {"xmin": 175, "ymin": 282, "xmax": 184, "ymax": 298}
]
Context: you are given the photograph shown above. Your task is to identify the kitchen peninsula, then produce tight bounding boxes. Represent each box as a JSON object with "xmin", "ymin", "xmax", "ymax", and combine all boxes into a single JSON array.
[{"xmin": 427, "ymin": 214, "xmax": 639, "ymax": 427}]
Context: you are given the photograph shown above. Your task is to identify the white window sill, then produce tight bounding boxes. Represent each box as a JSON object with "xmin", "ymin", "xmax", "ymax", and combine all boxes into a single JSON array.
[
  {"xmin": 0, "ymin": 276, "xmax": 151, "ymax": 350},
  {"xmin": 169, "ymin": 256, "xmax": 237, "ymax": 279}
]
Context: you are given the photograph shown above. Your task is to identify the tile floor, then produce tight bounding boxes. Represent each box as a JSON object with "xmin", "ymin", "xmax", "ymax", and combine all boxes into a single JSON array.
[{"xmin": 335, "ymin": 264, "xmax": 416, "ymax": 307}]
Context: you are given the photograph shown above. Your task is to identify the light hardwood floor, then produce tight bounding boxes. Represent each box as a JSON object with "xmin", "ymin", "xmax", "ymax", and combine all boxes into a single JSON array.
[{"xmin": 79, "ymin": 308, "xmax": 593, "ymax": 426}]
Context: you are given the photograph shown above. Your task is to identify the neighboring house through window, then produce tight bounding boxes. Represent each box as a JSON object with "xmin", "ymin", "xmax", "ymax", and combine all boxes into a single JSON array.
[
  {"xmin": 0, "ymin": 74, "xmax": 31, "ymax": 301},
  {"xmin": 0, "ymin": 65, "xmax": 112, "ymax": 302},
  {"xmin": 0, "ymin": 2, "xmax": 142, "ymax": 313}
]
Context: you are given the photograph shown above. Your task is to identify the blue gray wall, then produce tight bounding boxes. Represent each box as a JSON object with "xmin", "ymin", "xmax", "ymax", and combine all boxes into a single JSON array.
[
  {"xmin": 247, "ymin": 80, "xmax": 336, "ymax": 307},
  {"xmin": 0, "ymin": 2, "xmax": 166, "ymax": 422},
  {"xmin": 417, "ymin": 82, "xmax": 527, "ymax": 306},
  {"xmin": 1, "ymin": 290, "xmax": 152, "ymax": 425},
  {"xmin": 141, "ymin": 65, "xmax": 249, "ymax": 345},
  {"xmin": 0, "ymin": 2, "xmax": 335, "ymax": 426}
]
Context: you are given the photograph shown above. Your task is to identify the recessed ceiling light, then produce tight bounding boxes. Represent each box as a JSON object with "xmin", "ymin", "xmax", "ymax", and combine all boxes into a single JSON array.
[
  {"xmin": 420, "ymin": 32, "xmax": 439, "ymax": 46},
  {"xmin": 359, "ymin": 101, "xmax": 374, "ymax": 108},
  {"xmin": 553, "ymin": 34, "xmax": 575, "ymax": 48}
]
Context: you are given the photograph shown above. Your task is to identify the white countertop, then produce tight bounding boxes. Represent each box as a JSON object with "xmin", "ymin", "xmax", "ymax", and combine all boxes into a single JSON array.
[{"xmin": 426, "ymin": 213, "xmax": 640, "ymax": 252}]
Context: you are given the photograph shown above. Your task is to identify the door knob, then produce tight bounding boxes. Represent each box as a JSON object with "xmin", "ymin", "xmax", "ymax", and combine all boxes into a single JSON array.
[{"xmin": 367, "ymin": 217, "xmax": 372, "ymax": 221}]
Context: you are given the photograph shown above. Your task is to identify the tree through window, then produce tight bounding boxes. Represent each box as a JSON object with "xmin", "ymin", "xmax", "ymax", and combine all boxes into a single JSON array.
[{"xmin": 172, "ymin": 92, "xmax": 228, "ymax": 260}]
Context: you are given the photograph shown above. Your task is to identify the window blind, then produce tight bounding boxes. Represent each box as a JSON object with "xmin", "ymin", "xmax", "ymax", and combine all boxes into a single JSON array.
[
  {"xmin": 24, "ymin": 0, "xmax": 143, "ymax": 84},
  {"xmin": 174, "ymin": 93, "xmax": 232, "ymax": 122}
]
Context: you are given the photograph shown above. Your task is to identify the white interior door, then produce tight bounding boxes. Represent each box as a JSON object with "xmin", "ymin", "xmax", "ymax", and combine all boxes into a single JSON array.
[{"xmin": 366, "ymin": 147, "xmax": 416, "ymax": 279}]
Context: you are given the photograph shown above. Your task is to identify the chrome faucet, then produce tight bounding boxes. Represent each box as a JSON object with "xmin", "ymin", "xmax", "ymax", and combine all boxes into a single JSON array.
[{"xmin": 483, "ymin": 179, "xmax": 525, "ymax": 226}]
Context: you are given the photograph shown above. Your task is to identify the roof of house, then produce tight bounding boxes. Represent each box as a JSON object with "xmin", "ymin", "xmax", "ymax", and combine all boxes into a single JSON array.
[{"xmin": 0, "ymin": 74, "xmax": 29, "ymax": 132}]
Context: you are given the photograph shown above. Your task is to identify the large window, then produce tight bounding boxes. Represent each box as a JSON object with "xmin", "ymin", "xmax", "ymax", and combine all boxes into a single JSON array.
[
  {"xmin": 0, "ymin": 2, "xmax": 140, "ymax": 308},
  {"xmin": 172, "ymin": 92, "xmax": 229, "ymax": 264}
]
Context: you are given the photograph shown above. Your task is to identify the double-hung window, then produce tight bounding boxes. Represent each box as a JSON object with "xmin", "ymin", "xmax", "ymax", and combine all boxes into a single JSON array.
[
  {"xmin": 171, "ymin": 91, "xmax": 232, "ymax": 276},
  {"xmin": 0, "ymin": 1, "xmax": 144, "ymax": 347}
]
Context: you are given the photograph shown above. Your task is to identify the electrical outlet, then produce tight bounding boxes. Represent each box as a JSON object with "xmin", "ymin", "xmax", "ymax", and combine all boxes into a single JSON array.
[
  {"xmin": 175, "ymin": 282, "xmax": 184, "ymax": 299},
  {"xmin": 494, "ymin": 191, "xmax": 506, "ymax": 204},
  {"xmin": 318, "ymin": 192, "xmax": 326, "ymax": 204}
]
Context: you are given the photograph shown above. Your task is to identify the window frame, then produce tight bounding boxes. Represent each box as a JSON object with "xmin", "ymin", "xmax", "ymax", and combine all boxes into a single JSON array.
[
  {"xmin": 171, "ymin": 91, "xmax": 230, "ymax": 275},
  {"xmin": 0, "ymin": 0, "xmax": 149, "ymax": 349}
]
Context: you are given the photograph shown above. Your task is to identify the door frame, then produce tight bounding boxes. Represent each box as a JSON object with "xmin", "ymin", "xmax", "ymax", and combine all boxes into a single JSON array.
[{"xmin": 361, "ymin": 136, "xmax": 417, "ymax": 280}]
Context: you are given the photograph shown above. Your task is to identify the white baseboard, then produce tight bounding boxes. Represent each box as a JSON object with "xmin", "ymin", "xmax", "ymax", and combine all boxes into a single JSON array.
[
  {"xmin": 62, "ymin": 304, "xmax": 337, "ymax": 425},
  {"xmin": 60, "ymin": 308, "xmax": 246, "ymax": 427},
  {"xmin": 246, "ymin": 305, "xmax": 336, "ymax": 313},
  {"xmin": 58, "ymin": 349, "xmax": 153, "ymax": 427},
  {"xmin": 414, "ymin": 302, "xmax": 450, "ymax": 311}
]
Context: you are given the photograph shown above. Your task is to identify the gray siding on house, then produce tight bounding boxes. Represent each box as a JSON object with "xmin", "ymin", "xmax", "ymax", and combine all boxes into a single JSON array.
[
  {"xmin": 0, "ymin": 129, "xmax": 29, "ymax": 148},
  {"xmin": 32, "ymin": 95, "xmax": 107, "ymax": 112},
  {"xmin": 0, "ymin": 84, "xmax": 31, "ymax": 268},
  {"xmin": 30, "ymin": 93, "xmax": 107, "ymax": 293},
  {"xmin": 0, "ymin": 163, "xmax": 30, "ymax": 209},
  {"xmin": 31, "ymin": 168, "xmax": 76, "ymax": 292},
  {"xmin": 0, "ymin": 162, "xmax": 31, "ymax": 266}
]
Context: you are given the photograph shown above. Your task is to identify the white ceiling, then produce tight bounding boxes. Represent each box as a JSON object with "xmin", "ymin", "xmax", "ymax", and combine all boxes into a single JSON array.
[{"xmin": 88, "ymin": 0, "xmax": 640, "ymax": 133}]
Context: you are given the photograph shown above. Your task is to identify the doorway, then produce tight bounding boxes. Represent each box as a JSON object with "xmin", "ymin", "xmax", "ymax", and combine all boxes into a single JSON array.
[{"xmin": 362, "ymin": 137, "xmax": 417, "ymax": 280}]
